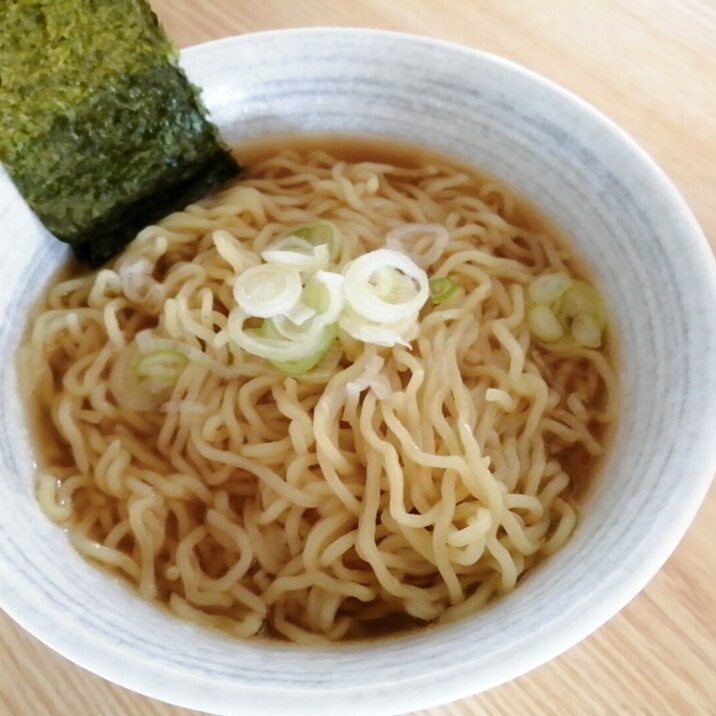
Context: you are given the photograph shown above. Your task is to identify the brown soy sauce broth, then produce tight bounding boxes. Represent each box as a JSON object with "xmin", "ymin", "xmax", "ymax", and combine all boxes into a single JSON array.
[{"xmin": 26, "ymin": 134, "xmax": 616, "ymax": 644}]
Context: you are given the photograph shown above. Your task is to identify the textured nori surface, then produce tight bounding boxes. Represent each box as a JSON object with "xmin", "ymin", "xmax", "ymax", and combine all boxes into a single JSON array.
[{"xmin": 0, "ymin": 0, "xmax": 240, "ymax": 266}]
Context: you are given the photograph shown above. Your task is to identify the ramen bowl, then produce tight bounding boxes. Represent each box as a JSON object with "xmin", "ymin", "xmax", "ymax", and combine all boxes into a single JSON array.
[{"xmin": 1, "ymin": 28, "xmax": 715, "ymax": 716}]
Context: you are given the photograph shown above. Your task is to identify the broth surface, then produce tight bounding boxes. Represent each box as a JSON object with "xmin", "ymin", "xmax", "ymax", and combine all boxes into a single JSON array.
[{"xmin": 24, "ymin": 135, "xmax": 617, "ymax": 642}]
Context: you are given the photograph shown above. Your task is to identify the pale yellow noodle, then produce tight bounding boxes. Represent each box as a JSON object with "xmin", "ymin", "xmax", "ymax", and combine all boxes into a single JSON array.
[{"xmin": 28, "ymin": 146, "xmax": 616, "ymax": 643}]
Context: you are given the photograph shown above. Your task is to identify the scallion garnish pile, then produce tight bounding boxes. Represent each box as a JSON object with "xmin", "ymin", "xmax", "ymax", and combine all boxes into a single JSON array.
[
  {"xmin": 216, "ymin": 223, "xmax": 606, "ymax": 374},
  {"xmin": 527, "ymin": 272, "xmax": 606, "ymax": 348},
  {"xmin": 225, "ymin": 222, "xmax": 435, "ymax": 373}
]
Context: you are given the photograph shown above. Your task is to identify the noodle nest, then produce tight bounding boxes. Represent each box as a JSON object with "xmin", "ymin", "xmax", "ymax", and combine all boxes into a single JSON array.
[{"xmin": 27, "ymin": 146, "xmax": 616, "ymax": 643}]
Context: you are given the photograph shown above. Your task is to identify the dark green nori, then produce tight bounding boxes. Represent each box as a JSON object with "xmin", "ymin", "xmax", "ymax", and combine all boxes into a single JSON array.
[{"xmin": 0, "ymin": 0, "xmax": 241, "ymax": 267}]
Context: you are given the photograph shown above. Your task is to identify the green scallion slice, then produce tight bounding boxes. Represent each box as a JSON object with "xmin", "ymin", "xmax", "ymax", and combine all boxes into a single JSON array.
[
  {"xmin": 429, "ymin": 276, "xmax": 457, "ymax": 305},
  {"xmin": 527, "ymin": 304, "xmax": 565, "ymax": 342}
]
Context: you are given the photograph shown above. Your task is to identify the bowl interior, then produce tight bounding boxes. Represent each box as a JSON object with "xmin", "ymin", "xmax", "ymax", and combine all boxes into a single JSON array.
[{"xmin": 1, "ymin": 29, "xmax": 715, "ymax": 716}]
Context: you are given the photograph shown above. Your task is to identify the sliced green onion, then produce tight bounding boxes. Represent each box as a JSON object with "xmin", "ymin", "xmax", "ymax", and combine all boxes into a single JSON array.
[
  {"xmin": 270, "ymin": 354, "xmax": 324, "ymax": 375},
  {"xmin": 233, "ymin": 264, "xmax": 303, "ymax": 318},
  {"xmin": 343, "ymin": 249, "xmax": 429, "ymax": 324},
  {"xmin": 429, "ymin": 276, "xmax": 457, "ymax": 305},
  {"xmin": 529, "ymin": 272, "xmax": 573, "ymax": 306},
  {"xmin": 268, "ymin": 323, "xmax": 339, "ymax": 375},
  {"xmin": 281, "ymin": 270, "xmax": 343, "ymax": 328},
  {"xmin": 371, "ymin": 266, "xmax": 397, "ymax": 300},
  {"xmin": 284, "ymin": 302, "xmax": 317, "ymax": 326},
  {"xmin": 528, "ymin": 274, "xmax": 606, "ymax": 347},
  {"xmin": 267, "ymin": 236, "xmax": 313, "ymax": 253},
  {"xmin": 261, "ymin": 237, "xmax": 330, "ymax": 272},
  {"xmin": 228, "ymin": 308, "xmax": 336, "ymax": 362},
  {"xmin": 303, "ymin": 270, "xmax": 345, "ymax": 324},
  {"xmin": 135, "ymin": 350, "xmax": 188, "ymax": 381},
  {"xmin": 136, "ymin": 331, "xmax": 242, "ymax": 380},
  {"xmin": 571, "ymin": 312, "xmax": 602, "ymax": 348},
  {"xmin": 554, "ymin": 281, "xmax": 606, "ymax": 326},
  {"xmin": 339, "ymin": 307, "xmax": 417, "ymax": 348},
  {"xmin": 269, "ymin": 312, "xmax": 328, "ymax": 342},
  {"xmin": 298, "ymin": 341, "xmax": 345, "ymax": 383},
  {"xmin": 527, "ymin": 304, "xmax": 565, "ymax": 342},
  {"xmin": 284, "ymin": 221, "xmax": 341, "ymax": 262},
  {"xmin": 371, "ymin": 266, "xmax": 420, "ymax": 305},
  {"xmin": 271, "ymin": 271, "xmax": 346, "ymax": 342},
  {"xmin": 302, "ymin": 274, "xmax": 331, "ymax": 314}
]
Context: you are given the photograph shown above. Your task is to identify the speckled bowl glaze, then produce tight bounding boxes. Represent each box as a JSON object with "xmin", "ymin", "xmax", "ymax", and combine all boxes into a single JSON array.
[{"xmin": 1, "ymin": 29, "xmax": 715, "ymax": 716}]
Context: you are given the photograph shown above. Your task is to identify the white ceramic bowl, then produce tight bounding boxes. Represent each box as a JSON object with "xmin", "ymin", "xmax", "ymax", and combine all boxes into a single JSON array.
[{"xmin": 1, "ymin": 28, "xmax": 715, "ymax": 716}]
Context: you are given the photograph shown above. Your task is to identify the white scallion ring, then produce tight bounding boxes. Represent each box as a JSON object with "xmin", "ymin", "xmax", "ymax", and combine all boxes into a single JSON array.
[
  {"xmin": 228, "ymin": 308, "xmax": 335, "ymax": 362},
  {"xmin": 233, "ymin": 264, "xmax": 303, "ymax": 318},
  {"xmin": 261, "ymin": 237, "xmax": 331, "ymax": 273},
  {"xmin": 343, "ymin": 248, "xmax": 429, "ymax": 324}
]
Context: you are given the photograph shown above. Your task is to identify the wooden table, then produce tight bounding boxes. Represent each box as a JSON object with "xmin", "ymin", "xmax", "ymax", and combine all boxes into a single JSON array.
[{"xmin": 2, "ymin": 2, "xmax": 715, "ymax": 714}]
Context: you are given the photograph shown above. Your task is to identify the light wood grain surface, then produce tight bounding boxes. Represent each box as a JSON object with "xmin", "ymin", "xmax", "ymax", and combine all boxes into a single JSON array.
[{"xmin": 2, "ymin": 1, "xmax": 715, "ymax": 715}]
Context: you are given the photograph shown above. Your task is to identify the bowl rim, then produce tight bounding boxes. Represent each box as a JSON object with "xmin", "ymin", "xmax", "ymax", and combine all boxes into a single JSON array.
[{"xmin": 1, "ymin": 26, "xmax": 715, "ymax": 716}]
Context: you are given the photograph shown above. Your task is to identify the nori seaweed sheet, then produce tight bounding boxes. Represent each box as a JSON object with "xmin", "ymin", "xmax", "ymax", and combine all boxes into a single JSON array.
[{"xmin": 0, "ymin": 0, "xmax": 240, "ymax": 266}]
